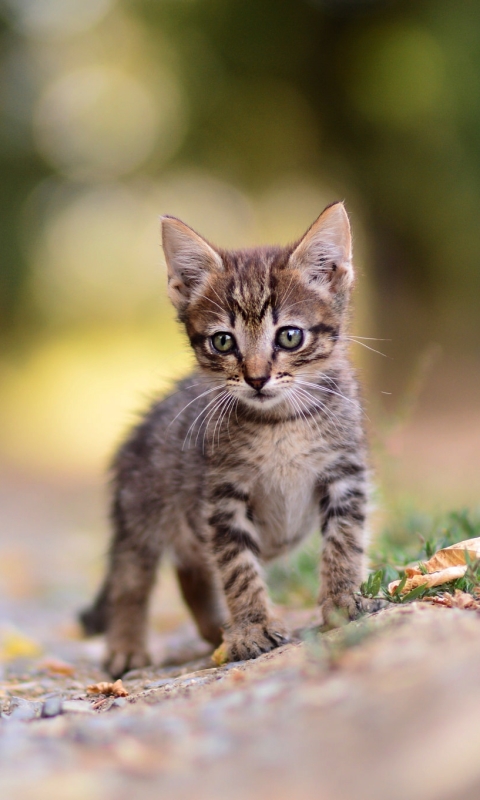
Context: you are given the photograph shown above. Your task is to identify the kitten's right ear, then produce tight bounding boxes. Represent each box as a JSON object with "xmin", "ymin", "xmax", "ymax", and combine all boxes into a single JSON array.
[
  {"xmin": 288, "ymin": 202, "xmax": 353, "ymax": 294},
  {"xmin": 161, "ymin": 216, "xmax": 223, "ymax": 311}
]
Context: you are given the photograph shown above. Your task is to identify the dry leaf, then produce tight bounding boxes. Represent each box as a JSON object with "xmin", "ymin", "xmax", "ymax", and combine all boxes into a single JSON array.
[
  {"xmin": 87, "ymin": 679, "xmax": 128, "ymax": 697},
  {"xmin": 389, "ymin": 537, "xmax": 480, "ymax": 595},
  {"xmin": 0, "ymin": 628, "xmax": 42, "ymax": 661},
  {"xmin": 212, "ymin": 642, "xmax": 229, "ymax": 666},
  {"xmin": 40, "ymin": 658, "xmax": 75, "ymax": 676},
  {"xmin": 423, "ymin": 590, "xmax": 480, "ymax": 610}
]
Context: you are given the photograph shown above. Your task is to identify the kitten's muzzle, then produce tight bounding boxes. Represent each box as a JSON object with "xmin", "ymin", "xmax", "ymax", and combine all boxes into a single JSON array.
[{"xmin": 244, "ymin": 375, "xmax": 270, "ymax": 392}]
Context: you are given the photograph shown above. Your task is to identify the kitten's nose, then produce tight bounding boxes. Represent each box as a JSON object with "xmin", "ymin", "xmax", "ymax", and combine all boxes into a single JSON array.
[{"xmin": 245, "ymin": 375, "xmax": 270, "ymax": 392}]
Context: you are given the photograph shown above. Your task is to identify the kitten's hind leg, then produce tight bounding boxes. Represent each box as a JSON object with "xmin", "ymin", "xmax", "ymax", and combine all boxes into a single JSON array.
[
  {"xmin": 103, "ymin": 546, "xmax": 161, "ymax": 678},
  {"xmin": 79, "ymin": 581, "xmax": 109, "ymax": 636},
  {"xmin": 81, "ymin": 495, "xmax": 164, "ymax": 678},
  {"xmin": 176, "ymin": 560, "xmax": 227, "ymax": 648}
]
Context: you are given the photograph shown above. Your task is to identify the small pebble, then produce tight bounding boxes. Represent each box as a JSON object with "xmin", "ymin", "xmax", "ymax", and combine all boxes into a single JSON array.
[
  {"xmin": 41, "ymin": 696, "xmax": 63, "ymax": 718},
  {"xmin": 111, "ymin": 697, "xmax": 128, "ymax": 708},
  {"xmin": 62, "ymin": 700, "xmax": 94, "ymax": 714},
  {"xmin": 144, "ymin": 678, "xmax": 172, "ymax": 689},
  {"xmin": 7, "ymin": 697, "xmax": 40, "ymax": 721}
]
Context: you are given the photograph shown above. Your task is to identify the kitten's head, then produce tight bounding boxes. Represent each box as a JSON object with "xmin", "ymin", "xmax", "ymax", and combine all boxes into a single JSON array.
[{"xmin": 161, "ymin": 202, "xmax": 353, "ymax": 412}]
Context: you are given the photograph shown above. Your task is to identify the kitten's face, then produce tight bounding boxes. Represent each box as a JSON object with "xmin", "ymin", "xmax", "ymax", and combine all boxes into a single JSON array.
[{"xmin": 162, "ymin": 203, "xmax": 354, "ymax": 413}]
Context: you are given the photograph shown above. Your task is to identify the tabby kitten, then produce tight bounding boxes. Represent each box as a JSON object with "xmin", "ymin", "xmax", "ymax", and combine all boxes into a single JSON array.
[{"xmin": 81, "ymin": 201, "xmax": 373, "ymax": 678}]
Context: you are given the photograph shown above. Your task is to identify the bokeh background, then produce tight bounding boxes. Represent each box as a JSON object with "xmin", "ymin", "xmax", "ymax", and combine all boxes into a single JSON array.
[{"xmin": 0, "ymin": 0, "xmax": 479, "ymax": 638}]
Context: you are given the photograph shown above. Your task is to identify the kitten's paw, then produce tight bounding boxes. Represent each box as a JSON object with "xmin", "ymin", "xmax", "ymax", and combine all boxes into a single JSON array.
[
  {"xmin": 221, "ymin": 620, "xmax": 290, "ymax": 663},
  {"xmin": 105, "ymin": 647, "xmax": 151, "ymax": 679},
  {"xmin": 320, "ymin": 593, "xmax": 387, "ymax": 628}
]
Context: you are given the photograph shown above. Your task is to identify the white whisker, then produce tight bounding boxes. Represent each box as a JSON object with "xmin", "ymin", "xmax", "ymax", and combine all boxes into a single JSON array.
[
  {"xmin": 287, "ymin": 388, "xmax": 323, "ymax": 435},
  {"xmin": 225, "ymin": 396, "xmax": 238, "ymax": 441},
  {"xmin": 277, "ymin": 269, "xmax": 298, "ymax": 312},
  {"xmin": 190, "ymin": 293, "xmax": 226, "ymax": 321},
  {"xmin": 212, "ymin": 393, "xmax": 235, "ymax": 449},
  {"xmin": 294, "ymin": 386, "xmax": 343, "ymax": 436},
  {"xmin": 345, "ymin": 337, "xmax": 389, "ymax": 358},
  {"xmin": 278, "ymin": 298, "xmax": 317, "ymax": 316},
  {"xmin": 349, "ymin": 336, "xmax": 391, "ymax": 341},
  {"xmin": 201, "ymin": 392, "xmax": 230, "ymax": 453},
  {"xmin": 169, "ymin": 384, "xmax": 223, "ymax": 429},
  {"xmin": 182, "ymin": 389, "xmax": 227, "ymax": 450},
  {"xmin": 295, "ymin": 378, "xmax": 360, "ymax": 410}
]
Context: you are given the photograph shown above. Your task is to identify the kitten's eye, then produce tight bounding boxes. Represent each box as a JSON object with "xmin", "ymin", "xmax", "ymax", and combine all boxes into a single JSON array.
[
  {"xmin": 276, "ymin": 327, "xmax": 303, "ymax": 350},
  {"xmin": 211, "ymin": 332, "xmax": 236, "ymax": 353}
]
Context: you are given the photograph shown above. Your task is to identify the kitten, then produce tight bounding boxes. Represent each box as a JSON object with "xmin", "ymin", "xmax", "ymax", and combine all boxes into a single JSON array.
[{"xmin": 81, "ymin": 201, "xmax": 375, "ymax": 678}]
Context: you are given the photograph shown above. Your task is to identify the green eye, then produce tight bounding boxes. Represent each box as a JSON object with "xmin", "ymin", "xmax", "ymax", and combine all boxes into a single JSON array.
[
  {"xmin": 276, "ymin": 327, "xmax": 303, "ymax": 350},
  {"xmin": 211, "ymin": 332, "xmax": 236, "ymax": 353}
]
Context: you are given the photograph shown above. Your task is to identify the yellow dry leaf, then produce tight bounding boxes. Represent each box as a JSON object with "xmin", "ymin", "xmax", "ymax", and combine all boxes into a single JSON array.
[
  {"xmin": 87, "ymin": 679, "xmax": 128, "ymax": 697},
  {"xmin": 0, "ymin": 629, "xmax": 42, "ymax": 661},
  {"xmin": 425, "ymin": 538, "xmax": 480, "ymax": 571},
  {"xmin": 212, "ymin": 642, "xmax": 229, "ymax": 666},
  {"xmin": 388, "ymin": 537, "xmax": 480, "ymax": 596}
]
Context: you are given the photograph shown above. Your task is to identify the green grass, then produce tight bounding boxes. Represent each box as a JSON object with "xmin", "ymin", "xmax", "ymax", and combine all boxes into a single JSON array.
[
  {"xmin": 268, "ymin": 540, "xmax": 319, "ymax": 606},
  {"xmin": 267, "ymin": 508, "xmax": 480, "ymax": 608},
  {"xmin": 367, "ymin": 508, "xmax": 480, "ymax": 604}
]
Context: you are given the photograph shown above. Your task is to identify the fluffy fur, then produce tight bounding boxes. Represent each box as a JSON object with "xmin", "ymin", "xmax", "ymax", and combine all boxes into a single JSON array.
[{"xmin": 81, "ymin": 201, "xmax": 375, "ymax": 677}]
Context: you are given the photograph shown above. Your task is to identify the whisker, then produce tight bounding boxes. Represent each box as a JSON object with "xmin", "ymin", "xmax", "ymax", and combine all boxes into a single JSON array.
[
  {"xmin": 169, "ymin": 384, "xmax": 223, "ymax": 429},
  {"xmin": 225, "ymin": 396, "xmax": 238, "ymax": 441},
  {"xmin": 278, "ymin": 298, "xmax": 317, "ymax": 316},
  {"xmin": 182, "ymin": 389, "xmax": 227, "ymax": 450},
  {"xmin": 194, "ymin": 292, "xmax": 225, "ymax": 315},
  {"xmin": 210, "ymin": 285, "xmax": 230, "ymax": 311},
  {"xmin": 201, "ymin": 392, "xmax": 230, "ymax": 453},
  {"xmin": 295, "ymin": 379, "xmax": 360, "ymax": 410},
  {"xmin": 293, "ymin": 386, "xmax": 343, "ymax": 436},
  {"xmin": 345, "ymin": 337, "xmax": 389, "ymax": 358},
  {"xmin": 212, "ymin": 393, "xmax": 235, "ymax": 449},
  {"xmin": 220, "ymin": 394, "xmax": 237, "ymax": 444},
  {"xmin": 287, "ymin": 388, "xmax": 323, "ymax": 435},
  {"xmin": 185, "ymin": 392, "xmax": 227, "ymax": 452},
  {"xmin": 277, "ymin": 269, "xmax": 298, "ymax": 313},
  {"xmin": 349, "ymin": 336, "xmax": 391, "ymax": 341}
]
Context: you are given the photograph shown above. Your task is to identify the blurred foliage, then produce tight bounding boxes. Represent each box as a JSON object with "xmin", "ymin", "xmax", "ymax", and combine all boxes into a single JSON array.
[
  {"xmin": 2, "ymin": 0, "xmax": 480, "ymax": 348},
  {"xmin": 0, "ymin": 0, "xmax": 479, "ymax": 478}
]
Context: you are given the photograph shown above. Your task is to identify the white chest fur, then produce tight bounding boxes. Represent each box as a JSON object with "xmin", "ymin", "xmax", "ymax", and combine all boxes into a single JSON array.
[{"xmin": 247, "ymin": 422, "xmax": 327, "ymax": 560}]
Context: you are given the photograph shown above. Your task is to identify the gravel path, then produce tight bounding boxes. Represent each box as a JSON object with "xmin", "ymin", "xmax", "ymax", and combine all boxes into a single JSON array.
[{"xmin": 2, "ymin": 474, "xmax": 480, "ymax": 800}]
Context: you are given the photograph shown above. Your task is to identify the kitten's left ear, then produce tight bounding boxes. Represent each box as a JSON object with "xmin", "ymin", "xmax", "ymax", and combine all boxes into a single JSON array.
[{"xmin": 289, "ymin": 202, "xmax": 353, "ymax": 292}]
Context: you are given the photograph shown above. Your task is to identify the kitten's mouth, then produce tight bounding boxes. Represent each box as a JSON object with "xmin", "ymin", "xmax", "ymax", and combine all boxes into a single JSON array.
[{"xmin": 248, "ymin": 389, "xmax": 280, "ymax": 405}]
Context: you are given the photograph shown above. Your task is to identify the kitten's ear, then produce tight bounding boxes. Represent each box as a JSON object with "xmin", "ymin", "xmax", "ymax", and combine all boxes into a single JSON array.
[
  {"xmin": 289, "ymin": 202, "xmax": 353, "ymax": 292},
  {"xmin": 161, "ymin": 216, "xmax": 223, "ymax": 310}
]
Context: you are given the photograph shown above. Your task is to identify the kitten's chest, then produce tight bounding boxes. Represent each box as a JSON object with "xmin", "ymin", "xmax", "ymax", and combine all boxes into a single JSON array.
[{"xmin": 246, "ymin": 424, "xmax": 328, "ymax": 559}]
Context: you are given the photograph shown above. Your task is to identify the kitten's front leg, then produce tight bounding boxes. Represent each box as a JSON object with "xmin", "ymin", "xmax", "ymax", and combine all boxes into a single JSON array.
[
  {"xmin": 318, "ymin": 459, "xmax": 371, "ymax": 625},
  {"xmin": 207, "ymin": 482, "xmax": 289, "ymax": 661}
]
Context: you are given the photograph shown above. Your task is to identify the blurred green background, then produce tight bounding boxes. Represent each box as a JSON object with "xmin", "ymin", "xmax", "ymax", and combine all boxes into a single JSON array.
[{"xmin": 0, "ymin": 0, "xmax": 479, "ymax": 516}]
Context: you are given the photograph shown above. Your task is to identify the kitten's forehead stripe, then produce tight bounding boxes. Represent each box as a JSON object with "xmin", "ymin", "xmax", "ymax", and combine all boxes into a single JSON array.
[{"xmin": 216, "ymin": 246, "xmax": 293, "ymax": 330}]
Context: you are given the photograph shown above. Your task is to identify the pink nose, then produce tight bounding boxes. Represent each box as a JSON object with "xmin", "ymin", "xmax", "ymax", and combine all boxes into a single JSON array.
[{"xmin": 245, "ymin": 375, "xmax": 269, "ymax": 392}]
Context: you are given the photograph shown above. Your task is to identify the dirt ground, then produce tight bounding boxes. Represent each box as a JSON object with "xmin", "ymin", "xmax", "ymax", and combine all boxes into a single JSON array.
[{"xmin": 2, "ymin": 473, "xmax": 480, "ymax": 800}]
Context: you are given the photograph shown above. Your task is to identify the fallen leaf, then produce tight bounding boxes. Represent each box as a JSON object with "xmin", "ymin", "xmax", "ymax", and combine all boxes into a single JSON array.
[
  {"xmin": 0, "ymin": 628, "xmax": 42, "ymax": 661},
  {"xmin": 40, "ymin": 658, "xmax": 75, "ymax": 676},
  {"xmin": 87, "ymin": 679, "xmax": 128, "ymax": 697},
  {"xmin": 212, "ymin": 643, "xmax": 229, "ymax": 666},
  {"xmin": 423, "ymin": 590, "xmax": 480, "ymax": 610},
  {"xmin": 389, "ymin": 537, "xmax": 480, "ymax": 596}
]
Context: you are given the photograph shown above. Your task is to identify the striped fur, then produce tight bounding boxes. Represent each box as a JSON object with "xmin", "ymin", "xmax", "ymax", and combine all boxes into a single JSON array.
[{"xmin": 80, "ymin": 202, "xmax": 373, "ymax": 677}]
